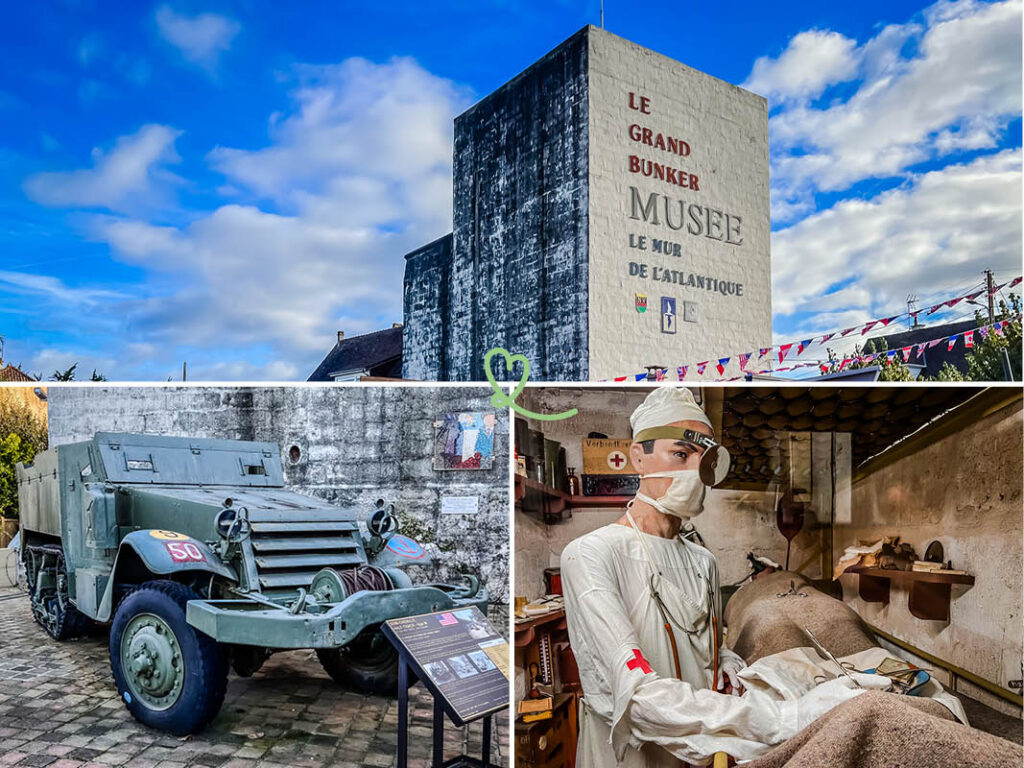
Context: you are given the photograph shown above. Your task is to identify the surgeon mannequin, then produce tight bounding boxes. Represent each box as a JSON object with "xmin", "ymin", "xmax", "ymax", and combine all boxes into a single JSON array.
[{"xmin": 560, "ymin": 388, "xmax": 887, "ymax": 767}]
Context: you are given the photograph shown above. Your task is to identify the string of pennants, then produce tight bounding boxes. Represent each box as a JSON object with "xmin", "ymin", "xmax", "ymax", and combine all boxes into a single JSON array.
[{"xmin": 605, "ymin": 274, "xmax": 1021, "ymax": 383}]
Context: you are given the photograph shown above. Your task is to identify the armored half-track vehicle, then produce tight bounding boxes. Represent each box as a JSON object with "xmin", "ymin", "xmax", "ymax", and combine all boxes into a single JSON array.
[{"xmin": 17, "ymin": 433, "xmax": 486, "ymax": 734}]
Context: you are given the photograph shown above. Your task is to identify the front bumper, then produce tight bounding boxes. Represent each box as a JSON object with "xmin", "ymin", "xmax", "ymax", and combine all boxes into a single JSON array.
[{"xmin": 185, "ymin": 585, "xmax": 489, "ymax": 649}]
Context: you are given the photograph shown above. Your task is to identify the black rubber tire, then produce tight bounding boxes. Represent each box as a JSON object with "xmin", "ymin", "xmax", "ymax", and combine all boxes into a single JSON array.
[
  {"xmin": 109, "ymin": 580, "xmax": 228, "ymax": 735},
  {"xmin": 317, "ymin": 626, "xmax": 416, "ymax": 696}
]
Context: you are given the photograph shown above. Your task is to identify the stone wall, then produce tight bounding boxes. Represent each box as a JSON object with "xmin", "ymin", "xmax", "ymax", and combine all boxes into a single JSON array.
[
  {"xmin": 513, "ymin": 387, "xmax": 820, "ymax": 599},
  {"xmin": 402, "ymin": 235, "xmax": 453, "ymax": 381},
  {"xmin": 837, "ymin": 396, "xmax": 1023, "ymax": 715},
  {"xmin": 47, "ymin": 385, "xmax": 510, "ymax": 604},
  {"xmin": 404, "ymin": 27, "xmax": 591, "ymax": 382}
]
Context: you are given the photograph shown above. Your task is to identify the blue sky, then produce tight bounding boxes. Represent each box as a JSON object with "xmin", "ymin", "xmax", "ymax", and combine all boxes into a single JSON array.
[{"xmin": 0, "ymin": 0, "xmax": 1020, "ymax": 380}]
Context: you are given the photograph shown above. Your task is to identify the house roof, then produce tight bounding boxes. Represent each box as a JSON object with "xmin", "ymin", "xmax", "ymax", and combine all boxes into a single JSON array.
[
  {"xmin": 307, "ymin": 327, "xmax": 403, "ymax": 382},
  {"xmin": 869, "ymin": 318, "xmax": 983, "ymax": 379},
  {"xmin": 0, "ymin": 362, "xmax": 35, "ymax": 382}
]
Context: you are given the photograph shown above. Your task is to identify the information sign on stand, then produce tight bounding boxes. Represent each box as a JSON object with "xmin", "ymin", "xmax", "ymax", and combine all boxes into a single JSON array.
[{"xmin": 383, "ymin": 606, "xmax": 509, "ymax": 768}]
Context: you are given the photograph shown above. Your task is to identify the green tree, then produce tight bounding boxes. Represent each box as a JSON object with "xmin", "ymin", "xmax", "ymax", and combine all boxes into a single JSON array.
[
  {"xmin": 50, "ymin": 363, "xmax": 77, "ymax": 381},
  {"xmin": 822, "ymin": 337, "xmax": 918, "ymax": 380},
  {"xmin": 0, "ymin": 396, "xmax": 48, "ymax": 520},
  {"xmin": 961, "ymin": 295, "xmax": 1020, "ymax": 381}
]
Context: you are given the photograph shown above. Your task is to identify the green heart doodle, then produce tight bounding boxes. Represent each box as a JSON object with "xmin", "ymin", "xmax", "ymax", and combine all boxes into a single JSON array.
[{"xmin": 483, "ymin": 347, "xmax": 578, "ymax": 421}]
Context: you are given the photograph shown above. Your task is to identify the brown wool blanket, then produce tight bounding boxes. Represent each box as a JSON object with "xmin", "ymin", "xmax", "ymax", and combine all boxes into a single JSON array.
[
  {"xmin": 745, "ymin": 691, "xmax": 1022, "ymax": 768},
  {"xmin": 724, "ymin": 571, "xmax": 877, "ymax": 664}
]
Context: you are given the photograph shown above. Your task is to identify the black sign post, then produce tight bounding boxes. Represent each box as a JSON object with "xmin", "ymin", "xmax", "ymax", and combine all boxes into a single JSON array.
[{"xmin": 382, "ymin": 606, "xmax": 509, "ymax": 768}]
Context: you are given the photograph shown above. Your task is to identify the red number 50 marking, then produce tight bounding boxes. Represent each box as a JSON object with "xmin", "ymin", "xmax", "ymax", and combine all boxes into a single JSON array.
[{"xmin": 166, "ymin": 541, "xmax": 205, "ymax": 563}]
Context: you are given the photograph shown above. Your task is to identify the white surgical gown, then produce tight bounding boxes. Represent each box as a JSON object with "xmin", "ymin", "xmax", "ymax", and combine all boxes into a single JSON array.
[{"xmin": 561, "ymin": 524, "xmax": 801, "ymax": 767}]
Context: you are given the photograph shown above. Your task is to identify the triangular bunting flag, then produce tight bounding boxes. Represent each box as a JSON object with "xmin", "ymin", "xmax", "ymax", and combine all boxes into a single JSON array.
[
  {"xmin": 887, "ymin": 350, "xmax": 898, "ymax": 359},
  {"xmin": 964, "ymin": 330, "xmax": 974, "ymax": 349},
  {"xmin": 759, "ymin": 347, "xmax": 771, "ymax": 358},
  {"xmin": 635, "ymin": 373, "xmax": 647, "ymax": 381},
  {"xmin": 797, "ymin": 339, "xmax": 812, "ymax": 355},
  {"xmin": 966, "ymin": 290, "xmax": 983, "ymax": 302},
  {"xmin": 738, "ymin": 352, "xmax": 751, "ymax": 370},
  {"xmin": 820, "ymin": 333, "xmax": 834, "ymax": 344},
  {"xmin": 614, "ymin": 376, "xmax": 628, "ymax": 382},
  {"xmin": 901, "ymin": 346, "xmax": 912, "ymax": 361},
  {"xmin": 677, "ymin": 365, "xmax": 688, "ymax": 380},
  {"xmin": 915, "ymin": 343, "xmax": 927, "ymax": 357},
  {"xmin": 716, "ymin": 357, "xmax": 730, "ymax": 376},
  {"xmin": 993, "ymin": 322, "xmax": 1004, "ymax": 337},
  {"xmin": 841, "ymin": 327, "xmax": 856, "ymax": 337},
  {"xmin": 697, "ymin": 361, "xmax": 708, "ymax": 375},
  {"xmin": 861, "ymin": 321, "xmax": 878, "ymax": 335},
  {"xmin": 655, "ymin": 368, "xmax": 665, "ymax": 381},
  {"xmin": 879, "ymin": 316, "xmax": 896, "ymax": 327},
  {"xmin": 778, "ymin": 344, "xmax": 793, "ymax": 363},
  {"xmin": 947, "ymin": 335, "xmax": 958, "ymax": 351},
  {"xmin": 979, "ymin": 326, "xmax": 989, "ymax": 339},
  {"xmin": 1009, "ymin": 276, "xmax": 1022, "ymax": 288}
]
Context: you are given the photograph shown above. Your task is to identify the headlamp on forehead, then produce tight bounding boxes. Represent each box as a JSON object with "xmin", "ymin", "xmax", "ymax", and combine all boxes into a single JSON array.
[{"xmin": 632, "ymin": 426, "xmax": 732, "ymax": 486}]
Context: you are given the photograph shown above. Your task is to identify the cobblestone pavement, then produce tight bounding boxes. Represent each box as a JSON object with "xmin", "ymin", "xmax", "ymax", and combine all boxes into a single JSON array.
[{"xmin": 0, "ymin": 589, "xmax": 509, "ymax": 768}]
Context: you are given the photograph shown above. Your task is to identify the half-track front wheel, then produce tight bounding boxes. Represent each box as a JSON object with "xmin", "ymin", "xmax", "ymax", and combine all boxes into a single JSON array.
[
  {"xmin": 317, "ymin": 625, "xmax": 416, "ymax": 696},
  {"xmin": 24, "ymin": 544, "xmax": 92, "ymax": 640},
  {"xmin": 109, "ymin": 580, "xmax": 228, "ymax": 735}
]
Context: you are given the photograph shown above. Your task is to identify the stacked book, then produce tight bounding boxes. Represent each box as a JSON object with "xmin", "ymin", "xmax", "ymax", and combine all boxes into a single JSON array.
[{"xmin": 518, "ymin": 695, "xmax": 553, "ymax": 723}]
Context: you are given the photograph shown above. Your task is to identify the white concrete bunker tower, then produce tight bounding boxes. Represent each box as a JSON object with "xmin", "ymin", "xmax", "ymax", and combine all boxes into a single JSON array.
[{"xmin": 403, "ymin": 26, "xmax": 771, "ymax": 381}]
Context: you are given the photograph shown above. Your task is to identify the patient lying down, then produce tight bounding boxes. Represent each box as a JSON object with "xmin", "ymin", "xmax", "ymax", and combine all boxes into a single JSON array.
[{"xmin": 721, "ymin": 570, "xmax": 1021, "ymax": 767}]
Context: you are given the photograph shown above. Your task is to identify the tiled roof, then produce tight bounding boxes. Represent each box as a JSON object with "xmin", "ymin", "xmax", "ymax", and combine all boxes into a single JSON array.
[
  {"xmin": 307, "ymin": 327, "xmax": 403, "ymax": 381},
  {"xmin": 0, "ymin": 363, "xmax": 35, "ymax": 382}
]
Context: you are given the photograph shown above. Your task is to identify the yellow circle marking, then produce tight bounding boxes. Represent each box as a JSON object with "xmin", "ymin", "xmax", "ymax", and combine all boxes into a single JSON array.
[{"xmin": 149, "ymin": 530, "xmax": 190, "ymax": 541}]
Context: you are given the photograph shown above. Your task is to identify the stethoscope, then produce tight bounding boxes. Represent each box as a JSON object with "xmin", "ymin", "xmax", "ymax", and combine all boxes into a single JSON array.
[{"xmin": 625, "ymin": 506, "xmax": 719, "ymax": 685}]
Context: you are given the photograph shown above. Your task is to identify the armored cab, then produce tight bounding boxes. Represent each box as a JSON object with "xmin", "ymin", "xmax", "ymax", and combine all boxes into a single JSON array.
[{"xmin": 17, "ymin": 433, "xmax": 486, "ymax": 734}]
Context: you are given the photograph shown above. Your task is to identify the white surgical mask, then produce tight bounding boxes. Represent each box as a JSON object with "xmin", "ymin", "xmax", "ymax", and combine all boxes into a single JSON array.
[{"xmin": 636, "ymin": 469, "xmax": 706, "ymax": 520}]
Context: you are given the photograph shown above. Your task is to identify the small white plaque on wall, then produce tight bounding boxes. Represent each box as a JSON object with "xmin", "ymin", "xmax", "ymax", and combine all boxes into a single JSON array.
[{"xmin": 441, "ymin": 495, "xmax": 479, "ymax": 515}]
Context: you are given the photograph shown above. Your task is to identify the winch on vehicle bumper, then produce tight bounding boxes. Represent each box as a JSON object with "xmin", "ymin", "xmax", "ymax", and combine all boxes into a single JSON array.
[{"xmin": 187, "ymin": 583, "xmax": 489, "ymax": 648}]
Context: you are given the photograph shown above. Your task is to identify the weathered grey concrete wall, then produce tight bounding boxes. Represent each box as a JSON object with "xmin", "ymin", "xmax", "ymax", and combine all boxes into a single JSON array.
[
  {"xmin": 513, "ymin": 387, "xmax": 820, "ymax": 600},
  {"xmin": 402, "ymin": 235, "xmax": 453, "ymax": 381},
  {"xmin": 587, "ymin": 28, "xmax": 771, "ymax": 380},
  {"xmin": 837, "ymin": 397, "xmax": 1023, "ymax": 715},
  {"xmin": 404, "ymin": 27, "xmax": 591, "ymax": 382},
  {"xmin": 47, "ymin": 385, "xmax": 510, "ymax": 604}
]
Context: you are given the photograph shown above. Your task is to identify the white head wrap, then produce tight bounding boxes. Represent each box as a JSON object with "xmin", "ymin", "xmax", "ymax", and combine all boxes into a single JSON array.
[{"xmin": 630, "ymin": 387, "xmax": 712, "ymax": 440}]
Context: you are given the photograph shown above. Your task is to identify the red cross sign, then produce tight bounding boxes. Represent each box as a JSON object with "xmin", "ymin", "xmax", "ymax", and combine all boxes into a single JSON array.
[
  {"xmin": 626, "ymin": 649, "xmax": 652, "ymax": 674},
  {"xmin": 608, "ymin": 451, "xmax": 627, "ymax": 470}
]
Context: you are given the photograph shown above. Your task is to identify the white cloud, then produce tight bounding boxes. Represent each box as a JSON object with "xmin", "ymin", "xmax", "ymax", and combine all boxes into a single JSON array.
[
  {"xmin": 155, "ymin": 5, "xmax": 240, "ymax": 71},
  {"xmin": 86, "ymin": 57, "xmax": 470, "ymax": 370},
  {"xmin": 23, "ymin": 124, "xmax": 182, "ymax": 211},
  {"xmin": 0, "ymin": 270, "xmax": 126, "ymax": 305},
  {"xmin": 744, "ymin": 30, "xmax": 860, "ymax": 102},
  {"xmin": 755, "ymin": 0, "xmax": 1022, "ymax": 220},
  {"xmin": 772, "ymin": 149, "xmax": 1022, "ymax": 328}
]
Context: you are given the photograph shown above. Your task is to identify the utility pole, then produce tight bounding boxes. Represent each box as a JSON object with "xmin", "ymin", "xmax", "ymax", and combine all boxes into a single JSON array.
[
  {"xmin": 601, "ymin": 0, "xmax": 604, "ymax": 28},
  {"xmin": 182, "ymin": 361, "xmax": 187, "ymax": 382},
  {"xmin": 985, "ymin": 269, "xmax": 996, "ymax": 324}
]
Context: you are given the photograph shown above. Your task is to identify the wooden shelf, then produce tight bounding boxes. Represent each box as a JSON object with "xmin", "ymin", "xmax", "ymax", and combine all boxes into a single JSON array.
[
  {"xmin": 515, "ymin": 475, "xmax": 630, "ymax": 517},
  {"xmin": 514, "ymin": 608, "xmax": 567, "ymax": 647},
  {"xmin": 568, "ymin": 495, "xmax": 628, "ymax": 508},
  {"xmin": 846, "ymin": 566, "xmax": 975, "ymax": 621}
]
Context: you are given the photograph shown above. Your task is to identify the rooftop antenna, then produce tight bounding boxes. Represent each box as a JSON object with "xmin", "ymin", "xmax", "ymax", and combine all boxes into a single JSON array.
[
  {"xmin": 600, "ymin": 0, "xmax": 604, "ymax": 28},
  {"xmin": 906, "ymin": 294, "xmax": 919, "ymax": 329}
]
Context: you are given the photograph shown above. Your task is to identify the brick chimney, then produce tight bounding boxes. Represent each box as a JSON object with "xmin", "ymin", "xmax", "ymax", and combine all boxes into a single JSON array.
[{"xmin": 337, "ymin": 330, "xmax": 344, "ymax": 344}]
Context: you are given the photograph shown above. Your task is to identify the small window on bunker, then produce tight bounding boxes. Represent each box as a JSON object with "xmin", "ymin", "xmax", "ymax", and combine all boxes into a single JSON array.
[{"xmin": 244, "ymin": 463, "xmax": 267, "ymax": 475}]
